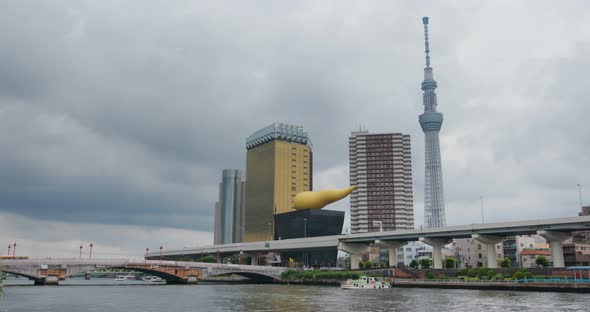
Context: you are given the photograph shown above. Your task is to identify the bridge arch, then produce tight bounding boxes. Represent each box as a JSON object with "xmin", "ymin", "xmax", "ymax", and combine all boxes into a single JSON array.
[
  {"xmin": 205, "ymin": 271, "xmax": 277, "ymax": 282},
  {"xmin": 1, "ymin": 269, "xmax": 43, "ymax": 283}
]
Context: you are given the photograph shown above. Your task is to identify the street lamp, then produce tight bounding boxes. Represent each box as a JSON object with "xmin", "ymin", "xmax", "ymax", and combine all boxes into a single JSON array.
[
  {"xmin": 7, "ymin": 244, "xmax": 11, "ymax": 256},
  {"xmin": 13, "ymin": 242, "xmax": 16, "ymax": 257},
  {"xmin": 480, "ymin": 196, "xmax": 484, "ymax": 224},
  {"xmin": 145, "ymin": 248, "xmax": 149, "ymax": 259},
  {"xmin": 373, "ymin": 220, "xmax": 383, "ymax": 232},
  {"xmin": 303, "ymin": 218, "xmax": 308, "ymax": 238},
  {"xmin": 79, "ymin": 244, "xmax": 83, "ymax": 259},
  {"xmin": 89, "ymin": 242, "xmax": 93, "ymax": 259},
  {"xmin": 159, "ymin": 245, "xmax": 163, "ymax": 263},
  {"xmin": 578, "ymin": 184, "xmax": 584, "ymax": 209}
]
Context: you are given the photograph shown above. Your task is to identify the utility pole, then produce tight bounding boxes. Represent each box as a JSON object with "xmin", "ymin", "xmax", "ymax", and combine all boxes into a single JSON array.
[
  {"xmin": 578, "ymin": 184, "xmax": 583, "ymax": 209},
  {"xmin": 480, "ymin": 196, "xmax": 484, "ymax": 224}
]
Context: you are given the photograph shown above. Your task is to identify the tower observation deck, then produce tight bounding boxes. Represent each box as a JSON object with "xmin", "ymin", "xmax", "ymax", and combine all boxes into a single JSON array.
[{"xmin": 419, "ymin": 17, "xmax": 446, "ymax": 228}]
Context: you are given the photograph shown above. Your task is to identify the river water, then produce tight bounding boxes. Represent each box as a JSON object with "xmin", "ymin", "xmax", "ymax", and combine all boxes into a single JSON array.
[{"xmin": 0, "ymin": 279, "xmax": 586, "ymax": 312}]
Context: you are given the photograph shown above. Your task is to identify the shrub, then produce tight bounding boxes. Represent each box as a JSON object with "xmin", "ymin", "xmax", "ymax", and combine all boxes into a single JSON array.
[
  {"xmin": 445, "ymin": 257, "xmax": 457, "ymax": 269},
  {"xmin": 426, "ymin": 270, "xmax": 435, "ymax": 279},
  {"xmin": 420, "ymin": 258, "xmax": 432, "ymax": 269},
  {"xmin": 467, "ymin": 269, "xmax": 478, "ymax": 278},
  {"xmin": 500, "ymin": 258, "xmax": 511, "ymax": 268},
  {"xmin": 409, "ymin": 260, "xmax": 419, "ymax": 269}
]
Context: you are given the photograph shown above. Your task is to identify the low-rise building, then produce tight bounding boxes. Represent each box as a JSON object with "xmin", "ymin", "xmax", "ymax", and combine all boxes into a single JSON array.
[
  {"xmin": 564, "ymin": 243, "xmax": 590, "ymax": 266},
  {"xmin": 520, "ymin": 250, "xmax": 552, "ymax": 268},
  {"xmin": 453, "ymin": 238, "xmax": 503, "ymax": 268}
]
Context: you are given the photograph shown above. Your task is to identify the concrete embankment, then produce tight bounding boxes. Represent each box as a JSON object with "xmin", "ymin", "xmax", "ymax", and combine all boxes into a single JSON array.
[{"xmin": 393, "ymin": 280, "xmax": 590, "ymax": 293}]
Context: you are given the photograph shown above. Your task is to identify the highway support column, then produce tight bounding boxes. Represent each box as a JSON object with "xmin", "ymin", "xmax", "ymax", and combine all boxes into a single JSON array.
[
  {"xmin": 338, "ymin": 242, "xmax": 370, "ymax": 270},
  {"xmin": 377, "ymin": 240, "xmax": 405, "ymax": 267},
  {"xmin": 472, "ymin": 234, "xmax": 504, "ymax": 269},
  {"xmin": 419, "ymin": 238, "xmax": 452, "ymax": 269},
  {"xmin": 537, "ymin": 230, "xmax": 571, "ymax": 268}
]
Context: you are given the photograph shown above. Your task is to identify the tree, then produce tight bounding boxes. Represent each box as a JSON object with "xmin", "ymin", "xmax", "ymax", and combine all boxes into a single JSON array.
[
  {"xmin": 500, "ymin": 257, "xmax": 511, "ymax": 268},
  {"xmin": 202, "ymin": 255, "xmax": 217, "ymax": 263},
  {"xmin": 535, "ymin": 255, "xmax": 550, "ymax": 268},
  {"xmin": 409, "ymin": 260, "xmax": 419, "ymax": 269},
  {"xmin": 445, "ymin": 257, "xmax": 457, "ymax": 269},
  {"xmin": 420, "ymin": 258, "xmax": 431, "ymax": 269}
]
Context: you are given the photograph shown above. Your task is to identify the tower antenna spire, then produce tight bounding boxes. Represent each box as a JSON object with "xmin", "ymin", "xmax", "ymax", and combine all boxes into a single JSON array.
[{"xmin": 423, "ymin": 16, "xmax": 431, "ymax": 68}]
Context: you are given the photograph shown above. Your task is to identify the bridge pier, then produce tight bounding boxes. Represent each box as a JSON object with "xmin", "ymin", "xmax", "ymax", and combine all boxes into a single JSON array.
[
  {"xmin": 472, "ymin": 234, "xmax": 504, "ymax": 268},
  {"xmin": 339, "ymin": 242, "xmax": 370, "ymax": 270},
  {"xmin": 34, "ymin": 276, "xmax": 59, "ymax": 285},
  {"xmin": 420, "ymin": 238, "xmax": 452, "ymax": 269},
  {"xmin": 538, "ymin": 230, "xmax": 572, "ymax": 268},
  {"xmin": 377, "ymin": 240, "xmax": 405, "ymax": 267}
]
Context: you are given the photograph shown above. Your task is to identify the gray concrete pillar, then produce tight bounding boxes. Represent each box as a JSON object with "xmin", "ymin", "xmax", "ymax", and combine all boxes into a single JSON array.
[
  {"xmin": 376, "ymin": 240, "xmax": 405, "ymax": 267},
  {"xmin": 472, "ymin": 234, "xmax": 504, "ymax": 269},
  {"xmin": 538, "ymin": 230, "xmax": 571, "ymax": 268},
  {"xmin": 350, "ymin": 254, "xmax": 362, "ymax": 270},
  {"xmin": 338, "ymin": 242, "xmax": 370, "ymax": 270},
  {"xmin": 420, "ymin": 238, "xmax": 453, "ymax": 269}
]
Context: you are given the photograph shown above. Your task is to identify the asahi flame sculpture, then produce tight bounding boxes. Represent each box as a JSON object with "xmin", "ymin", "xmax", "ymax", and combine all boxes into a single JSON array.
[{"xmin": 293, "ymin": 186, "xmax": 357, "ymax": 210}]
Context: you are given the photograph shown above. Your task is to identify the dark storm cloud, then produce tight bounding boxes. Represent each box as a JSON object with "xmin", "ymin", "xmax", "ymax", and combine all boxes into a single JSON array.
[{"xmin": 1, "ymin": 0, "xmax": 589, "ymax": 238}]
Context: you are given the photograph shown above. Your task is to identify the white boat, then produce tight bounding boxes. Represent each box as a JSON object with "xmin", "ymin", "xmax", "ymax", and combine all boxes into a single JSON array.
[
  {"xmin": 142, "ymin": 276, "xmax": 164, "ymax": 282},
  {"xmin": 115, "ymin": 274, "xmax": 135, "ymax": 281},
  {"xmin": 340, "ymin": 276, "xmax": 391, "ymax": 289}
]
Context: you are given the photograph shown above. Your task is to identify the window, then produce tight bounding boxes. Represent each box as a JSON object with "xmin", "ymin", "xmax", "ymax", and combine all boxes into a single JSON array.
[
  {"xmin": 405, "ymin": 248, "xmax": 411, "ymax": 252},
  {"xmin": 478, "ymin": 253, "xmax": 482, "ymax": 259},
  {"xmin": 478, "ymin": 244, "xmax": 481, "ymax": 250},
  {"xmin": 291, "ymin": 187, "xmax": 296, "ymax": 191},
  {"xmin": 520, "ymin": 243, "xmax": 524, "ymax": 247}
]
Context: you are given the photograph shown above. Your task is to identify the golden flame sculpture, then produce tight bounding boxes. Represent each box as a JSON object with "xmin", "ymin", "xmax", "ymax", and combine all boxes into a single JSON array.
[{"xmin": 293, "ymin": 186, "xmax": 357, "ymax": 210}]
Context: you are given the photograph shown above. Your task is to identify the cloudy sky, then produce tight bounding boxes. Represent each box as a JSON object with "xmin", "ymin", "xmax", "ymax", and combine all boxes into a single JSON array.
[{"xmin": 1, "ymin": 0, "xmax": 589, "ymax": 259}]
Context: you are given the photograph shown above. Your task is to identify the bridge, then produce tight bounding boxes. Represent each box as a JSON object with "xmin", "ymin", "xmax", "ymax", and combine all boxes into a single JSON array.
[
  {"xmin": 153, "ymin": 216, "xmax": 590, "ymax": 270},
  {"xmin": 1, "ymin": 259, "xmax": 286, "ymax": 285}
]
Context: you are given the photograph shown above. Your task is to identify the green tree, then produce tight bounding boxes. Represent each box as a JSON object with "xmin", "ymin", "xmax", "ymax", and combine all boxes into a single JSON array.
[
  {"xmin": 420, "ymin": 258, "xmax": 431, "ymax": 269},
  {"xmin": 445, "ymin": 257, "xmax": 457, "ymax": 269},
  {"xmin": 499, "ymin": 257, "xmax": 511, "ymax": 268},
  {"xmin": 409, "ymin": 259, "xmax": 419, "ymax": 269},
  {"xmin": 202, "ymin": 255, "xmax": 217, "ymax": 263},
  {"xmin": 426, "ymin": 270, "xmax": 435, "ymax": 279},
  {"xmin": 535, "ymin": 255, "xmax": 550, "ymax": 268}
]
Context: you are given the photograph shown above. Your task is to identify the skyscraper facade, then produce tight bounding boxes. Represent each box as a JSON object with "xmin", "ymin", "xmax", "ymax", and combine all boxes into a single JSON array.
[
  {"xmin": 244, "ymin": 123, "xmax": 313, "ymax": 242},
  {"xmin": 213, "ymin": 169, "xmax": 245, "ymax": 245},
  {"xmin": 419, "ymin": 16, "xmax": 446, "ymax": 228},
  {"xmin": 349, "ymin": 131, "xmax": 414, "ymax": 233}
]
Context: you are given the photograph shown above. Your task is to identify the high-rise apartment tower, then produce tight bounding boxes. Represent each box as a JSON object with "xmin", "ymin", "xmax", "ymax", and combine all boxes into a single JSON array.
[
  {"xmin": 213, "ymin": 169, "xmax": 245, "ymax": 245},
  {"xmin": 244, "ymin": 123, "xmax": 313, "ymax": 242},
  {"xmin": 419, "ymin": 17, "xmax": 446, "ymax": 228},
  {"xmin": 349, "ymin": 131, "xmax": 414, "ymax": 233}
]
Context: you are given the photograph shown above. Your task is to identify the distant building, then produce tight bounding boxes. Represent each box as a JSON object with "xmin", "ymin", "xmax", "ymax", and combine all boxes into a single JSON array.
[
  {"xmin": 348, "ymin": 131, "xmax": 413, "ymax": 233},
  {"xmin": 520, "ymin": 250, "xmax": 552, "ymax": 268},
  {"xmin": 243, "ymin": 123, "xmax": 313, "ymax": 242},
  {"xmin": 502, "ymin": 236, "xmax": 538, "ymax": 267},
  {"xmin": 564, "ymin": 243, "xmax": 590, "ymax": 266},
  {"xmin": 574, "ymin": 205, "xmax": 590, "ymax": 243},
  {"xmin": 213, "ymin": 170, "xmax": 245, "ymax": 245},
  {"xmin": 394, "ymin": 242, "xmax": 433, "ymax": 266},
  {"xmin": 453, "ymin": 238, "xmax": 503, "ymax": 268}
]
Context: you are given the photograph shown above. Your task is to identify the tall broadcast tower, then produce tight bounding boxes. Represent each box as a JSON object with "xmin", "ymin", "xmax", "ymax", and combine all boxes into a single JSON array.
[{"xmin": 419, "ymin": 17, "xmax": 446, "ymax": 228}]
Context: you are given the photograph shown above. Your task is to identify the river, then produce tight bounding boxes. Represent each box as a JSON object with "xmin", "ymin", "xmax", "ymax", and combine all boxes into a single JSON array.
[{"xmin": 0, "ymin": 279, "xmax": 586, "ymax": 311}]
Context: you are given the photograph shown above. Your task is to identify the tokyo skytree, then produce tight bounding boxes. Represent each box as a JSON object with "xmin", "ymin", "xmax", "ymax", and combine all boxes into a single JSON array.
[{"xmin": 419, "ymin": 17, "xmax": 446, "ymax": 228}]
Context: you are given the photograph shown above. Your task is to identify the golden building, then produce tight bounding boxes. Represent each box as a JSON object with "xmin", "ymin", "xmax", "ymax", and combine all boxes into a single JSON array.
[{"xmin": 244, "ymin": 123, "xmax": 312, "ymax": 242}]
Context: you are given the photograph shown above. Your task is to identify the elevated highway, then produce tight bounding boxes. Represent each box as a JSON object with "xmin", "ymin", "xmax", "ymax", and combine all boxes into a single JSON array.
[{"xmin": 153, "ymin": 216, "xmax": 590, "ymax": 270}]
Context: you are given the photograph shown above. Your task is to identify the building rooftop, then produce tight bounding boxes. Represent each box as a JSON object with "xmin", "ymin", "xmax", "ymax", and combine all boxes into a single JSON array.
[
  {"xmin": 520, "ymin": 250, "xmax": 551, "ymax": 256},
  {"xmin": 246, "ymin": 123, "xmax": 311, "ymax": 150}
]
